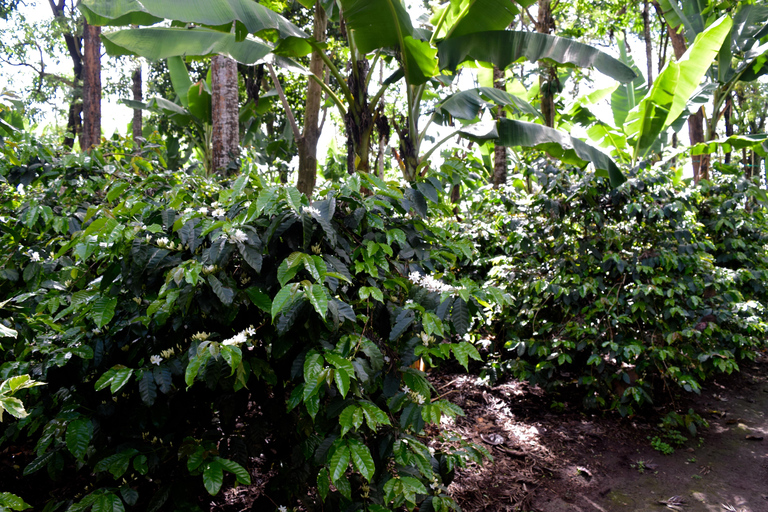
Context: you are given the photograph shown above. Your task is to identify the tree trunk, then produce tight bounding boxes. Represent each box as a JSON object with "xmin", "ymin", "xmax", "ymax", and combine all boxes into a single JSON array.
[
  {"xmin": 81, "ymin": 20, "xmax": 101, "ymax": 151},
  {"xmin": 665, "ymin": 19, "xmax": 708, "ymax": 181},
  {"xmin": 346, "ymin": 59, "xmax": 372, "ymax": 175},
  {"xmin": 296, "ymin": 1, "xmax": 327, "ymax": 198},
  {"xmin": 132, "ymin": 61, "xmax": 142, "ymax": 145},
  {"xmin": 211, "ymin": 55, "xmax": 240, "ymax": 175},
  {"xmin": 723, "ymin": 94, "xmax": 732, "ymax": 165},
  {"xmin": 660, "ymin": 4, "xmax": 708, "ymax": 181},
  {"xmin": 49, "ymin": 0, "xmax": 83, "ymax": 149},
  {"xmin": 537, "ymin": 0, "xmax": 556, "ymax": 127},
  {"xmin": 643, "ymin": 0, "xmax": 654, "ymax": 86},
  {"xmin": 492, "ymin": 66, "xmax": 508, "ymax": 188}
]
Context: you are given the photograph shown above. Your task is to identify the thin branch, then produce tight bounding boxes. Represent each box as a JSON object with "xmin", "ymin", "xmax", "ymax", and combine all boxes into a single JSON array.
[{"xmin": 266, "ymin": 63, "xmax": 301, "ymax": 141}]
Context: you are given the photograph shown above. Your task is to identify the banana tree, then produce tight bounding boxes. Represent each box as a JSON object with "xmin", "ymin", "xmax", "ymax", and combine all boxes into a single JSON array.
[
  {"xmin": 329, "ymin": 0, "xmax": 636, "ymax": 187},
  {"xmin": 574, "ymin": 17, "xmax": 733, "ymax": 170},
  {"xmin": 656, "ymin": 0, "xmax": 768, "ymax": 177}
]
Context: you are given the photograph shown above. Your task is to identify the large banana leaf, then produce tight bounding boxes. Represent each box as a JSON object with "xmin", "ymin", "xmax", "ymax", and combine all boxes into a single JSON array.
[
  {"xmin": 625, "ymin": 15, "xmax": 732, "ymax": 159},
  {"xmin": 438, "ymin": 87, "xmax": 540, "ymax": 120},
  {"xmin": 432, "ymin": 0, "xmax": 522, "ymax": 40},
  {"xmin": 102, "ymin": 27, "xmax": 273, "ymax": 63},
  {"xmin": 338, "ymin": 0, "xmax": 437, "ymax": 84},
  {"xmin": 338, "ymin": 0, "xmax": 414, "ymax": 54},
  {"xmin": 80, "ymin": 0, "xmax": 307, "ymax": 39},
  {"xmin": 437, "ymin": 31, "xmax": 636, "ymax": 83},
  {"xmin": 611, "ymin": 35, "xmax": 647, "ymax": 128},
  {"xmin": 721, "ymin": 4, "xmax": 768, "ymax": 83},
  {"xmin": 691, "ymin": 133, "xmax": 768, "ymax": 157},
  {"xmin": 657, "ymin": 0, "xmax": 704, "ymax": 43},
  {"xmin": 464, "ymin": 118, "xmax": 625, "ymax": 186}
]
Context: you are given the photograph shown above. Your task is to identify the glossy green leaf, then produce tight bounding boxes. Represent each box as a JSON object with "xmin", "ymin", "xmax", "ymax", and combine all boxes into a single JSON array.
[
  {"xmin": 329, "ymin": 442, "xmax": 350, "ymax": 482},
  {"xmin": 215, "ymin": 457, "xmax": 251, "ymax": 485},
  {"xmin": 110, "ymin": 367, "xmax": 134, "ymax": 394},
  {"xmin": 92, "ymin": 493, "xmax": 125, "ymax": 512},
  {"xmin": 203, "ymin": 460, "xmax": 224, "ymax": 495},
  {"xmin": 167, "ymin": 56, "xmax": 193, "ymax": 109},
  {"xmin": 66, "ymin": 418, "xmax": 93, "ymax": 461},
  {"xmin": 438, "ymin": 31, "xmax": 637, "ymax": 83},
  {"xmin": 434, "ymin": 0, "xmax": 521, "ymax": 41},
  {"xmin": 0, "ymin": 492, "xmax": 32, "ymax": 511},
  {"xmin": 208, "ymin": 275, "xmax": 234, "ymax": 305},
  {"xmin": 347, "ymin": 438, "xmax": 375, "ymax": 481},
  {"xmin": 307, "ymin": 284, "xmax": 329, "ymax": 319},
  {"xmin": 92, "ymin": 296, "xmax": 117, "ymax": 328}
]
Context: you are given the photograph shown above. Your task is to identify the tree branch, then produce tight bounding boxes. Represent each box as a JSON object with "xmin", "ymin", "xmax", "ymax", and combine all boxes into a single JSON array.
[{"xmin": 267, "ymin": 63, "xmax": 302, "ymax": 142}]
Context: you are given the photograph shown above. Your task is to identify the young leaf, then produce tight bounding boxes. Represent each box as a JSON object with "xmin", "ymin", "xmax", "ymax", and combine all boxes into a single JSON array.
[
  {"xmin": 329, "ymin": 442, "xmax": 350, "ymax": 482},
  {"xmin": 203, "ymin": 460, "xmax": 224, "ymax": 495}
]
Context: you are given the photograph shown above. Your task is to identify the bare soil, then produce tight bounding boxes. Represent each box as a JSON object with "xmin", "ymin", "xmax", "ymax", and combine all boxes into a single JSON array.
[{"xmin": 442, "ymin": 355, "xmax": 768, "ymax": 512}]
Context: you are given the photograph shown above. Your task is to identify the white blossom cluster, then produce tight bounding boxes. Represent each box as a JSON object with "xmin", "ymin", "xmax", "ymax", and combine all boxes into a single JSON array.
[
  {"xmin": 408, "ymin": 272, "xmax": 459, "ymax": 295},
  {"xmin": 401, "ymin": 385, "xmax": 426, "ymax": 405},
  {"xmin": 221, "ymin": 229, "xmax": 248, "ymax": 244},
  {"xmin": 302, "ymin": 206, "xmax": 320, "ymax": 216},
  {"xmin": 222, "ymin": 325, "xmax": 257, "ymax": 346}
]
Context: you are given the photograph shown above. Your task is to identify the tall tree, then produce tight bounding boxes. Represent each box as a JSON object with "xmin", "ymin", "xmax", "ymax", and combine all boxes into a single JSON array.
[
  {"xmin": 48, "ymin": 0, "xmax": 83, "ymax": 149},
  {"xmin": 296, "ymin": 1, "xmax": 327, "ymax": 197},
  {"xmin": 492, "ymin": 66, "xmax": 508, "ymax": 188},
  {"xmin": 211, "ymin": 55, "xmax": 239, "ymax": 174},
  {"xmin": 81, "ymin": 19, "xmax": 101, "ymax": 150},
  {"xmin": 131, "ymin": 61, "xmax": 142, "ymax": 144},
  {"xmin": 537, "ymin": 0, "xmax": 557, "ymax": 127}
]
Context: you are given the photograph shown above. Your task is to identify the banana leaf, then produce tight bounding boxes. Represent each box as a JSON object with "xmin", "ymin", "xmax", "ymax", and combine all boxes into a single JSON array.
[
  {"xmin": 102, "ymin": 27, "xmax": 273, "ymax": 64},
  {"xmin": 437, "ymin": 87, "xmax": 541, "ymax": 120},
  {"xmin": 437, "ymin": 31, "xmax": 636, "ymax": 83},
  {"xmin": 80, "ymin": 0, "xmax": 307, "ymax": 39}
]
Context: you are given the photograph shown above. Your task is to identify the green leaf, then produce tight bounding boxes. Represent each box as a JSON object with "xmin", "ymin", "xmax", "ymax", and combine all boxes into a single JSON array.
[
  {"xmin": 438, "ymin": 30, "xmax": 637, "ymax": 83},
  {"xmin": 451, "ymin": 297, "xmax": 469, "ymax": 336},
  {"xmin": 360, "ymin": 400, "xmax": 391, "ymax": 427},
  {"xmin": 475, "ymin": 119, "xmax": 625, "ymax": 187},
  {"xmin": 81, "ymin": 0, "xmax": 307, "ymax": 38},
  {"xmin": 452, "ymin": 342, "xmax": 481, "ymax": 370},
  {"xmin": 220, "ymin": 345, "xmax": 242, "ymax": 376},
  {"xmin": 245, "ymin": 287, "xmax": 271, "ymax": 313},
  {"xmin": 92, "ymin": 296, "xmax": 117, "ymax": 328},
  {"xmin": 438, "ymin": 87, "xmax": 541, "ymax": 121},
  {"xmin": 271, "ymin": 284, "xmax": 298, "ymax": 320},
  {"xmin": 167, "ymin": 56, "xmax": 193, "ymax": 108},
  {"xmin": 238, "ymin": 242, "xmax": 263, "ymax": 272},
  {"xmin": 347, "ymin": 438, "xmax": 375, "ymax": 482},
  {"xmin": 0, "ymin": 492, "xmax": 32, "ymax": 511},
  {"xmin": 0, "ymin": 323, "xmax": 17, "ymax": 338},
  {"xmin": 0, "ymin": 397, "xmax": 27, "ymax": 419},
  {"xmin": 92, "ymin": 493, "xmax": 125, "ymax": 512},
  {"xmin": 317, "ymin": 468, "xmax": 331, "ymax": 502},
  {"xmin": 110, "ymin": 367, "xmax": 134, "ymax": 394},
  {"xmin": 215, "ymin": 457, "xmax": 251, "ymax": 485},
  {"xmin": 307, "ymin": 284, "xmax": 329, "ymax": 319},
  {"xmin": 66, "ymin": 418, "xmax": 93, "ymax": 461},
  {"xmin": 329, "ymin": 442, "xmax": 350, "ymax": 482},
  {"xmin": 203, "ymin": 460, "xmax": 224, "ymax": 495},
  {"xmin": 208, "ymin": 275, "xmax": 235, "ymax": 305}
]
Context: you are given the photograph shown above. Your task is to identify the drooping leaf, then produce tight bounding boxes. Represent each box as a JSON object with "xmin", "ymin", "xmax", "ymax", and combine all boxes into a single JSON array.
[
  {"xmin": 80, "ymin": 0, "xmax": 307, "ymax": 39},
  {"xmin": 167, "ymin": 56, "xmax": 193, "ymax": 109},
  {"xmin": 469, "ymin": 119, "xmax": 625, "ymax": 186},
  {"xmin": 102, "ymin": 27, "xmax": 273, "ymax": 64},
  {"xmin": 329, "ymin": 442, "xmax": 351, "ymax": 482},
  {"xmin": 347, "ymin": 438, "xmax": 375, "ymax": 482},
  {"xmin": 202, "ymin": 461, "xmax": 224, "ymax": 495},
  {"xmin": 208, "ymin": 275, "xmax": 235, "ymax": 305},
  {"xmin": 438, "ymin": 31, "xmax": 637, "ymax": 83},
  {"xmin": 438, "ymin": 87, "xmax": 541, "ymax": 121}
]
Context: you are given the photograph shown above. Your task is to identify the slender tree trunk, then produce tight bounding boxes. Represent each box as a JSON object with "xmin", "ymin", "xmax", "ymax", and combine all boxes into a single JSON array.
[
  {"xmin": 131, "ymin": 61, "xmax": 142, "ymax": 145},
  {"xmin": 493, "ymin": 66, "xmax": 508, "ymax": 188},
  {"xmin": 49, "ymin": 0, "xmax": 83, "ymax": 149},
  {"xmin": 211, "ymin": 55, "xmax": 240, "ymax": 175},
  {"xmin": 346, "ymin": 59, "xmax": 372, "ymax": 175},
  {"xmin": 81, "ymin": 20, "xmax": 101, "ymax": 151},
  {"xmin": 723, "ymin": 94, "xmax": 732, "ymax": 165},
  {"xmin": 296, "ymin": 1, "xmax": 327, "ymax": 197},
  {"xmin": 665, "ymin": 19, "xmax": 708, "ymax": 181},
  {"xmin": 537, "ymin": 0, "xmax": 556, "ymax": 127},
  {"xmin": 643, "ymin": 0, "xmax": 654, "ymax": 86}
]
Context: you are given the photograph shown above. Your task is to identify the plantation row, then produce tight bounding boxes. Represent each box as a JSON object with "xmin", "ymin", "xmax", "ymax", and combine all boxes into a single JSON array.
[{"xmin": 0, "ymin": 135, "xmax": 766, "ymax": 511}]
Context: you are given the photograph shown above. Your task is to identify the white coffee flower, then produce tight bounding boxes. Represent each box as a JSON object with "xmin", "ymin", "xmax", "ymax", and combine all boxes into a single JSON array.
[
  {"xmin": 198, "ymin": 207, "xmax": 208, "ymax": 215},
  {"xmin": 150, "ymin": 355, "xmax": 163, "ymax": 365},
  {"xmin": 29, "ymin": 251, "xmax": 41, "ymax": 262},
  {"xmin": 229, "ymin": 229, "xmax": 248, "ymax": 244},
  {"xmin": 303, "ymin": 206, "xmax": 320, "ymax": 216},
  {"xmin": 211, "ymin": 201, "xmax": 220, "ymax": 208},
  {"xmin": 157, "ymin": 237, "xmax": 169, "ymax": 248},
  {"xmin": 212, "ymin": 208, "xmax": 226, "ymax": 219}
]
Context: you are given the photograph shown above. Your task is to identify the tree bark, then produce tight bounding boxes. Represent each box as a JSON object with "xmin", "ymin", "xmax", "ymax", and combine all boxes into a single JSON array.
[
  {"xmin": 211, "ymin": 55, "xmax": 240, "ymax": 175},
  {"xmin": 296, "ymin": 1, "xmax": 327, "ymax": 198},
  {"xmin": 49, "ymin": 0, "xmax": 82, "ymax": 149},
  {"xmin": 643, "ymin": 0, "xmax": 654, "ymax": 86},
  {"xmin": 131, "ymin": 61, "xmax": 142, "ymax": 145},
  {"xmin": 81, "ymin": 20, "xmax": 101, "ymax": 151},
  {"xmin": 537, "ymin": 0, "xmax": 556, "ymax": 127},
  {"xmin": 665, "ymin": 19, "xmax": 708, "ymax": 181},
  {"xmin": 493, "ymin": 66, "xmax": 508, "ymax": 188}
]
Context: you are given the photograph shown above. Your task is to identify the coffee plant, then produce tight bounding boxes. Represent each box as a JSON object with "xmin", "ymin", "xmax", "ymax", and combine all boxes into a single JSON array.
[
  {"xmin": 0, "ymin": 135, "xmax": 506, "ymax": 511},
  {"xmin": 466, "ymin": 163, "xmax": 768, "ymax": 415}
]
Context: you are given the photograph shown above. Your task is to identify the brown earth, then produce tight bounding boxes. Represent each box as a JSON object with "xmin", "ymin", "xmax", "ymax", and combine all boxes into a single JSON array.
[{"xmin": 442, "ymin": 355, "xmax": 768, "ymax": 512}]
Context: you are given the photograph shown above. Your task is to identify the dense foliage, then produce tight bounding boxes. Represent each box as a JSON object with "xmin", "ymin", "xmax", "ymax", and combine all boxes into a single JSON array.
[
  {"xmin": 460, "ymin": 163, "xmax": 768, "ymax": 415},
  {"xmin": 0, "ymin": 135, "xmax": 507, "ymax": 512}
]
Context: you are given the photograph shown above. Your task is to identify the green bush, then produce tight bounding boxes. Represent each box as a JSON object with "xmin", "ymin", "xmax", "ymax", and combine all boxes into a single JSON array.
[
  {"xmin": 0, "ymin": 136, "xmax": 505, "ymax": 511},
  {"xmin": 469, "ymin": 166, "xmax": 768, "ymax": 415}
]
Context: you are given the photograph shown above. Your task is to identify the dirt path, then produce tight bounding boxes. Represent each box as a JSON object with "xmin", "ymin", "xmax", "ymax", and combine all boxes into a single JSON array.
[{"xmin": 442, "ymin": 357, "xmax": 768, "ymax": 512}]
